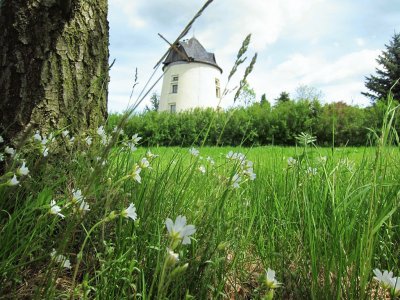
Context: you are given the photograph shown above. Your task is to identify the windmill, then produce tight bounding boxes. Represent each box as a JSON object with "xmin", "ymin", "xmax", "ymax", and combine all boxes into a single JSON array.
[{"xmin": 133, "ymin": 0, "xmax": 222, "ymax": 113}]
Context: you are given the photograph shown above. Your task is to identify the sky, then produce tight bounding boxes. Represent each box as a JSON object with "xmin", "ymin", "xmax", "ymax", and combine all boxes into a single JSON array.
[{"xmin": 107, "ymin": 0, "xmax": 400, "ymax": 113}]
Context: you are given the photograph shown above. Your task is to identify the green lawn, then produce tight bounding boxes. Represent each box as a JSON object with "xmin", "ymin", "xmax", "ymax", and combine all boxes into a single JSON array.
[{"xmin": 1, "ymin": 141, "xmax": 399, "ymax": 299}]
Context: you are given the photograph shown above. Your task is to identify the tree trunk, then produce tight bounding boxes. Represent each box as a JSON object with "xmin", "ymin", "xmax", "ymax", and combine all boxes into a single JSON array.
[{"xmin": 0, "ymin": 0, "xmax": 109, "ymax": 143}]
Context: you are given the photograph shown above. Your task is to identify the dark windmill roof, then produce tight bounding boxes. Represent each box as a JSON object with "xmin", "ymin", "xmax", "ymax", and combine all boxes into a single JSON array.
[{"xmin": 163, "ymin": 37, "xmax": 222, "ymax": 73}]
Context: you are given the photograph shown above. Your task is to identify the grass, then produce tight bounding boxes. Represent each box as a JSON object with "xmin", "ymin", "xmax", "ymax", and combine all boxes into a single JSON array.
[{"xmin": 0, "ymin": 106, "xmax": 399, "ymax": 299}]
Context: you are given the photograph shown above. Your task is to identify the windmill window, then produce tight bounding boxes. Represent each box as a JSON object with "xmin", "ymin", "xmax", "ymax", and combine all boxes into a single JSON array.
[
  {"xmin": 172, "ymin": 75, "xmax": 179, "ymax": 82},
  {"xmin": 172, "ymin": 84, "xmax": 178, "ymax": 94},
  {"xmin": 170, "ymin": 103, "xmax": 176, "ymax": 113},
  {"xmin": 215, "ymin": 78, "xmax": 221, "ymax": 98}
]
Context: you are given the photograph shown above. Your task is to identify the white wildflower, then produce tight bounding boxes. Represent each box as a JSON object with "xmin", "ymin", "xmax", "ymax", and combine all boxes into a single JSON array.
[
  {"xmin": 63, "ymin": 259, "xmax": 71, "ymax": 269},
  {"xmin": 50, "ymin": 200, "xmax": 65, "ymax": 218},
  {"xmin": 146, "ymin": 150, "xmax": 158, "ymax": 159},
  {"xmin": 139, "ymin": 157, "xmax": 150, "ymax": 169},
  {"xmin": 8, "ymin": 174, "xmax": 19, "ymax": 186},
  {"xmin": 97, "ymin": 126, "xmax": 105, "ymax": 136},
  {"xmin": 237, "ymin": 153, "xmax": 246, "ymax": 163},
  {"xmin": 165, "ymin": 215, "xmax": 196, "ymax": 245},
  {"xmin": 264, "ymin": 268, "xmax": 282, "ymax": 289},
  {"xmin": 42, "ymin": 147, "xmax": 49, "ymax": 157},
  {"xmin": 97, "ymin": 126, "xmax": 109, "ymax": 145},
  {"xmin": 245, "ymin": 160, "xmax": 253, "ymax": 168},
  {"xmin": 131, "ymin": 133, "xmax": 142, "ymax": 144},
  {"xmin": 47, "ymin": 132, "xmax": 56, "ymax": 143},
  {"xmin": 226, "ymin": 151, "xmax": 246, "ymax": 162},
  {"xmin": 41, "ymin": 136, "xmax": 48, "ymax": 145},
  {"xmin": 33, "ymin": 131, "xmax": 42, "ymax": 142},
  {"xmin": 133, "ymin": 165, "xmax": 142, "ymax": 183},
  {"xmin": 50, "ymin": 249, "xmax": 71, "ymax": 269},
  {"xmin": 126, "ymin": 142, "xmax": 137, "ymax": 152},
  {"xmin": 62, "ymin": 131, "xmax": 75, "ymax": 146},
  {"xmin": 167, "ymin": 248, "xmax": 179, "ymax": 265},
  {"xmin": 62, "ymin": 130, "xmax": 69, "ymax": 137},
  {"xmin": 17, "ymin": 161, "xmax": 29, "ymax": 176},
  {"xmin": 231, "ymin": 173, "xmax": 241, "ymax": 189},
  {"xmin": 0, "ymin": 135, "xmax": 3, "ymax": 143},
  {"xmin": 206, "ymin": 156, "xmax": 215, "ymax": 165},
  {"xmin": 373, "ymin": 269, "xmax": 400, "ymax": 295},
  {"xmin": 78, "ymin": 200, "xmax": 90, "ymax": 212},
  {"xmin": 198, "ymin": 165, "xmax": 206, "ymax": 174},
  {"xmin": 46, "ymin": 133, "xmax": 55, "ymax": 144},
  {"xmin": 287, "ymin": 157, "xmax": 297, "ymax": 167},
  {"xmin": 189, "ymin": 147, "xmax": 199, "ymax": 157},
  {"xmin": 95, "ymin": 156, "xmax": 107, "ymax": 166},
  {"xmin": 101, "ymin": 137, "xmax": 109, "ymax": 145},
  {"xmin": 40, "ymin": 132, "xmax": 53, "ymax": 146},
  {"xmin": 244, "ymin": 167, "xmax": 256, "ymax": 180},
  {"xmin": 122, "ymin": 203, "xmax": 137, "ymax": 221},
  {"xmin": 0, "ymin": 153, "xmax": 4, "ymax": 162},
  {"xmin": 112, "ymin": 127, "xmax": 124, "ymax": 135},
  {"xmin": 85, "ymin": 136, "xmax": 92, "ymax": 146},
  {"xmin": 72, "ymin": 189, "xmax": 84, "ymax": 203},
  {"xmin": 226, "ymin": 151, "xmax": 234, "ymax": 159},
  {"xmin": 4, "ymin": 146, "xmax": 15, "ymax": 157},
  {"xmin": 306, "ymin": 167, "xmax": 317, "ymax": 175}
]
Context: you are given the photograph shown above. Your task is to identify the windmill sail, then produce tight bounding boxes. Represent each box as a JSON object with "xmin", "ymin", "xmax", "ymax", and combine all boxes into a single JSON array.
[{"xmin": 153, "ymin": 0, "xmax": 214, "ymax": 69}]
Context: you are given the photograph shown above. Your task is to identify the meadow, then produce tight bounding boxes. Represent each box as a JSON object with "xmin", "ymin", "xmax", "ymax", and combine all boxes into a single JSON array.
[
  {"xmin": 1, "ymin": 118, "xmax": 399, "ymax": 299},
  {"xmin": 1, "ymin": 3, "xmax": 399, "ymax": 299}
]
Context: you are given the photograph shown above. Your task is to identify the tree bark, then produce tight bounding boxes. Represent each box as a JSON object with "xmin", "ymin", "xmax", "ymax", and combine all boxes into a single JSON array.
[{"xmin": 0, "ymin": 0, "xmax": 109, "ymax": 143}]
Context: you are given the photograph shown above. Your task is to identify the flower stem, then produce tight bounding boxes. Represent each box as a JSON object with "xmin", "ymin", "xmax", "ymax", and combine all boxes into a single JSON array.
[{"xmin": 70, "ymin": 218, "xmax": 109, "ymax": 299}]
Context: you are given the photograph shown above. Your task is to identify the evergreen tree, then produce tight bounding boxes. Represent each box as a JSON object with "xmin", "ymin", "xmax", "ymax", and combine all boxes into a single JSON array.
[
  {"xmin": 363, "ymin": 33, "xmax": 400, "ymax": 102},
  {"xmin": 275, "ymin": 91, "xmax": 291, "ymax": 104},
  {"xmin": 260, "ymin": 93, "xmax": 268, "ymax": 105}
]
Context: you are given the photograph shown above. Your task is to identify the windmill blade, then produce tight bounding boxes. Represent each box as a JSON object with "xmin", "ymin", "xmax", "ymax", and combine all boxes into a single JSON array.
[
  {"xmin": 158, "ymin": 33, "xmax": 190, "ymax": 61},
  {"xmin": 153, "ymin": 0, "xmax": 214, "ymax": 69}
]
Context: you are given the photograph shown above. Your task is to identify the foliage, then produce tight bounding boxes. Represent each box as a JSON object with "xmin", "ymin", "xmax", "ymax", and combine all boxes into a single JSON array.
[
  {"xmin": 236, "ymin": 83, "xmax": 256, "ymax": 107},
  {"xmin": 363, "ymin": 33, "xmax": 400, "ymax": 102},
  {"xmin": 295, "ymin": 84, "xmax": 324, "ymax": 102},
  {"xmin": 1, "ymin": 104, "xmax": 400, "ymax": 299},
  {"xmin": 110, "ymin": 98, "xmax": 400, "ymax": 147},
  {"xmin": 275, "ymin": 91, "xmax": 291, "ymax": 103},
  {"xmin": 233, "ymin": 53, "xmax": 258, "ymax": 103},
  {"xmin": 145, "ymin": 92, "xmax": 160, "ymax": 112},
  {"xmin": 260, "ymin": 93, "xmax": 269, "ymax": 106}
]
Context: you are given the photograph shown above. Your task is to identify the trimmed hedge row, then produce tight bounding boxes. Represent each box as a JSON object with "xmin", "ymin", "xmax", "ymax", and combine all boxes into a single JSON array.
[{"xmin": 107, "ymin": 100, "xmax": 399, "ymax": 147}]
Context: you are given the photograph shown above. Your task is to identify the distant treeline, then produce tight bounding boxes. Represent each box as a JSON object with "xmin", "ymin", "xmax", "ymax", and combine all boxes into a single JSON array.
[{"xmin": 107, "ymin": 100, "xmax": 400, "ymax": 147}]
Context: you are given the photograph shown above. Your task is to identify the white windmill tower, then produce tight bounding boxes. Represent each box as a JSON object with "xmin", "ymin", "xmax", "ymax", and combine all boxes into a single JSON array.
[{"xmin": 159, "ymin": 37, "xmax": 223, "ymax": 112}]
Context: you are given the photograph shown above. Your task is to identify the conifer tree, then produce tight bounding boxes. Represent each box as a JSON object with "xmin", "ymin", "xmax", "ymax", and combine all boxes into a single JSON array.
[
  {"xmin": 275, "ymin": 91, "xmax": 291, "ymax": 104},
  {"xmin": 363, "ymin": 33, "xmax": 400, "ymax": 102}
]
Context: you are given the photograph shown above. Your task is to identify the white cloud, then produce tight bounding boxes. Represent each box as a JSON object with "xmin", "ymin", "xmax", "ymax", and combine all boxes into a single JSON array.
[
  {"xmin": 108, "ymin": 0, "xmax": 393, "ymax": 112},
  {"xmin": 195, "ymin": 0, "xmax": 328, "ymax": 54},
  {"xmin": 356, "ymin": 38, "xmax": 365, "ymax": 47},
  {"xmin": 110, "ymin": 0, "xmax": 146, "ymax": 29},
  {"xmin": 250, "ymin": 49, "xmax": 380, "ymax": 104}
]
